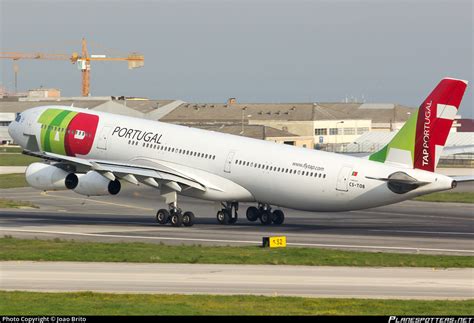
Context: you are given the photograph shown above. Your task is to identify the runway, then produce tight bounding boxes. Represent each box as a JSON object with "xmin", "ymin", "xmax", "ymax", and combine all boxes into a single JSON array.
[
  {"xmin": 1, "ymin": 185, "xmax": 473, "ymax": 255},
  {"xmin": 2, "ymin": 261, "xmax": 472, "ymax": 299}
]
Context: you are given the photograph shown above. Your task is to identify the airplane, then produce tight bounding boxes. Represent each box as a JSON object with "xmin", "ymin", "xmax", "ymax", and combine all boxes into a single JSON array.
[{"xmin": 7, "ymin": 78, "xmax": 471, "ymax": 227}]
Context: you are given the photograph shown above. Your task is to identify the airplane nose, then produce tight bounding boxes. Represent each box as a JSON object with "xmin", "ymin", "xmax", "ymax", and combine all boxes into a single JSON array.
[{"xmin": 8, "ymin": 116, "xmax": 22, "ymax": 145}]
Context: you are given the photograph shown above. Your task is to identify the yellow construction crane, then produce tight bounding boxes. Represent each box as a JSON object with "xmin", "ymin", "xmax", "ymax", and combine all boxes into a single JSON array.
[{"xmin": 0, "ymin": 38, "xmax": 144, "ymax": 96}]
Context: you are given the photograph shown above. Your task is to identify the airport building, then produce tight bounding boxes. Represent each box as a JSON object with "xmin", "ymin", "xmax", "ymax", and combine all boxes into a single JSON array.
[
  {"xmin": 0, "ymin": 112, "xmax": 15, "ymax": 144},
  {"xmin": 0, "ymin": 94, "xmax": 471, "ymax": 155}
]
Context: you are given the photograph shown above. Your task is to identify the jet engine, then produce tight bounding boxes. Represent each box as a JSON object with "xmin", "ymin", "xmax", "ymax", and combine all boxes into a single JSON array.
[
  {"xmin": 25, "ymin": 162, "xmax": 78, "ymax": 191},
  {"xmin": 74, "ymin": 171, "xmax": 121, "ymax": 196}
]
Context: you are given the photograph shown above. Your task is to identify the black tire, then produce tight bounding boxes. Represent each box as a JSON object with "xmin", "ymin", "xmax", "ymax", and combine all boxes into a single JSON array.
[
  {"xmin": 156, "ymin": 209, "xmax": 170, "ymax": 225},
  {"xmin": 272, "ymin": 209, "xmax": 285, "ymax": 225},
  {"xmin": 170, "ymin": 212, "xmax": 183, "ymax": 227},
  {"xmin": 183, "ymin": 211, "xmax": 195, "ymax": 227},
  {"xmin": 246, "ymin": 206, "xmax": 259, "ymax": 222},
  {"xmin": 260, "ymin": 210, "xmax": 273, "ymax": 225},
  {"xmin": 217, "ymin": 210, "xmax": 230, "ymax": 224}
]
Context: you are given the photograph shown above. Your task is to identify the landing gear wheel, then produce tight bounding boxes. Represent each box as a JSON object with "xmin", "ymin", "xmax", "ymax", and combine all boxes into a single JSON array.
[
  {"xmin": 246, "ymin": 206, "xmax": 259, "ymax": 222},
  {"xmin": 156, "ymin": 209, "xmax": 170, "ymax": 225},
  {"xmin": 272, "ymin": 209, "xmax": 285, "ymax": 225},
  {"xmin": 217, "ymin": 210, "xmax": 231, "ymax": 224},
  {"xmin": 183, "ymin": 211, "xmax": 195, "ymax": 227},
  {"xmin": 170, "ymin": 212, "xmax": 183, "ymax": 227},
  {"xmin": 260, "ymin": 210, "xmax": 273, "ymax": 225}
]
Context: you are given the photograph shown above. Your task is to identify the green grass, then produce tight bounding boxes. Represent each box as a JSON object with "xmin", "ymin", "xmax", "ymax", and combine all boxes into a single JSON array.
[
  {"xmin": 0, "ymin": 153, "xmax": 39, "ymax": 166},
  {"xmin": 0, "ymin": 198, "xmax": 38, "ymax": 209},
  {"xmin": 414, "ymin": 192, "xmax": 474, "ymax": 203},
  {"xmin": 0, "ymin": 291, "xmax": 472, "ymax": 315},
  {"xmin": 1, "ymin": 237, "xmax": 472, "ymax": 268},
  {"xmin": 0, "ymin": 146, "xmax": 22, "ymax": 153},
  {"xmin": 0, "ymin": 173, "xmax": 28, "ymax": 188}
]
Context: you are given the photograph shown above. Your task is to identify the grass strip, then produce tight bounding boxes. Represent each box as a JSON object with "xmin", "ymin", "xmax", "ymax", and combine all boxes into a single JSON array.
[
  {"xmin": 0, "ymin": 173, "xmax": 29, "ymax": 188},
  {"xmin": 0, "ymin": 291, "xmax": 472, "ymax": 315},
  {"xmin": 0, "ymin": 147, "xmax": 22, "ymax": 153},
  {"xmin": 0, "ymin": 198, "xmax": 38, "ymax": 209},
  {"xmin": 0, "ymin": 237, "xmax": 472, "ymax": 268},
  {"xmin": 0, "ymin": 153, "xmax": 39, "ymax": 166},
  {"xmin": 414, "ymin": 192, "xmax": 474, "ymax": 203}
]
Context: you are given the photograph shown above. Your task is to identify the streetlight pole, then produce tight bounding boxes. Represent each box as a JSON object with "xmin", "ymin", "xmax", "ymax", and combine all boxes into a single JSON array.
[
  {"xmin": 241, "ymin": 107, "xmax": 247, "ymax": 134},
  {"xmin": 335, "ymin": 121, "xmax": 344, "ymax": 152}
]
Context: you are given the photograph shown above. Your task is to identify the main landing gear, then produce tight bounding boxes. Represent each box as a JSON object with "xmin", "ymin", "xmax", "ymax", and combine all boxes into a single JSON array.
[
  {"xmin": 217, "ymin": 202, "xmax": 285, "ymax": 226},
  {"xmin": 216, "ymin": 202, "xmax": 239, "ymax": 225},
  {"xmin": 246, "ymin": 203, "xmax": 285, "ymax": 225},
  {"xmin": 156, "ymin": 187, "xmax": 195, "ymax": 227},
  {"xmin": 156, "ymin": 204, "xmax": 195, "ymax": 227}
]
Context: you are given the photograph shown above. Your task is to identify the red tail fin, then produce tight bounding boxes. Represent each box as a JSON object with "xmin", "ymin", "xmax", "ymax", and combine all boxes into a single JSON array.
[{"xmin": 414, "ymin": 78, "xmax": 468, "ymax": 172}]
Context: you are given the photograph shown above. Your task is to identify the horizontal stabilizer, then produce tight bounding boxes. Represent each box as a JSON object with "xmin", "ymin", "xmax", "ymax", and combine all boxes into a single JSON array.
[
  {"xmin": 366, "ymin": 171, "xmax": 430, "ymax": 194},
  {"xmin": 451, "ymin": 175, "xmax": 474, "ymax": 183}
]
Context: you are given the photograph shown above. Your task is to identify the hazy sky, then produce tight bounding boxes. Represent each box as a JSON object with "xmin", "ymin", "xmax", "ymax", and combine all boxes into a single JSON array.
[{"xmin": 1, "ymin": 0, "xmax": 473, "ymax": 117}]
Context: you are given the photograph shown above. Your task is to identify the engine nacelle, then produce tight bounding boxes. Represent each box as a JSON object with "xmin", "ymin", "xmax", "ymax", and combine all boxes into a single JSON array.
[
  {"xmin": 25, "ymin": 162, "xmax": 78, "ymax": 191},
  {"xmin": 74, "ymin": 171, "xmax": 121, "ymax": 196}
]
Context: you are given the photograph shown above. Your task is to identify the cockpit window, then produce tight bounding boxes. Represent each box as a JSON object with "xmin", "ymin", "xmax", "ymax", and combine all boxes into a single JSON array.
[{"xmin": 15, "ymin": 113, "xmax": 22, "ymax": 122}]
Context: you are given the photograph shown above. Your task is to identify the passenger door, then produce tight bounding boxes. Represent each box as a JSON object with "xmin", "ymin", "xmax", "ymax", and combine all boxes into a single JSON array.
[
  {"xmin": 336, "ymin": 166, "xmax": 352, "ymax": 192},
  {"xmin": 224, "ymin": 150, "xmax": 236, "ymax": 173},
  {"xmin": 97, "ymin": 126, "xmax": 113, "ymax": 150}
]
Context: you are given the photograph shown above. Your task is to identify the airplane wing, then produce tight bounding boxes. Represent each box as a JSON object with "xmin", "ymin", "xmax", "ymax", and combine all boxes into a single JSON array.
[{"xmin": 23, "ymin": 150, "xmax": 208, "ymax": 192}]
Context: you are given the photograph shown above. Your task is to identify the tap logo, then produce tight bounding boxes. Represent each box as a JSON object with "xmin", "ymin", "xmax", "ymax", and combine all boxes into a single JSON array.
[{"xmin": 38, "ymin": 108, "xmax": 99, "ymax": 157}]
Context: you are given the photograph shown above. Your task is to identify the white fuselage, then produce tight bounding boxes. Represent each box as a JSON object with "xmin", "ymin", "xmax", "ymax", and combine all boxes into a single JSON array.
[{"xmin": 11, "ymin": 106, "xmax": 455, "ymax": 212}]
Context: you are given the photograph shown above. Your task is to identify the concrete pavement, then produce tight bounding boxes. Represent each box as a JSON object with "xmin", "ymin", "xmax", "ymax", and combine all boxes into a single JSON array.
[{"xmin": 2, "ymin": 261, "xmax": 472, "ymax": 299}]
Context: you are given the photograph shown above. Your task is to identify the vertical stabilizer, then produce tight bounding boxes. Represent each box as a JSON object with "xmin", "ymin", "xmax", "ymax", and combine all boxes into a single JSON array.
[{"xmin": 369, "ymin": 78, "xmax": 468, "ymax": 171}]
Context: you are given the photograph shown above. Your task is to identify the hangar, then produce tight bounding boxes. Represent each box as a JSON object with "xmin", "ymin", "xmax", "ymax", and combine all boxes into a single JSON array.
[{"xmin": 0, "ymin": 94, "xmax": 469, "ymax": 155}]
